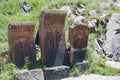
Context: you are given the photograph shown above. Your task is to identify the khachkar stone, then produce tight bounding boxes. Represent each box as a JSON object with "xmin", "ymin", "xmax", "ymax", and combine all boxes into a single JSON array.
[
  {"xmin": 8, "ymin": 22, "xmax": 36, "ymax": 67},
  {"xmin": 39, "ymin": 10, "xmax": 68, "ymax": 67},
  {"xmin": 69, "ymin": 24, "xmax": 90, "ymax": 64},
  {"xmin": 103, "ymin": 13, "xmax": 120, "ymax": 61}
]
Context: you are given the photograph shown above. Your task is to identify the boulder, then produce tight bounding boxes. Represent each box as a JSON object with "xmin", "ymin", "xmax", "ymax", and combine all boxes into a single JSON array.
[
  {"xmin": 70, "ymin": 15, "xmax": 85, "ymax": 23},
  {"xmin": 114, "ymin": 3, "xmax": 120, "ymax": 9},
  {"xmin": 60, "ymin": 5, "xmax": 72, "ymax": 16},
  {"xmin": 89, "ymin": 10, "xmax": 97, "ymax": 16},
  {"xmin": 76, "ymin": 61, "xmax": 89, "ymax": 73},
  {"xmin": 43, "ymin": 66, "xmax": 70, "ymax": 80},
  {"xmin": 106, "ymin": 61, "xmax": 120, "ymax": 69},
  {"xmin": 87, "ymin": 19, "xmax": 98, "ymax": 32},
  {"xmin": 77, "ymin": 8, "xmax": 86, "ymax": 15},
  {"xmin": 108, "ymin": 0, "xmax": 120, "ymax": 3},
  {"xmin": 74, "ymin": 16, "xmax": 85, "ymax": 23},
  {"xmin": 16, "ymin": 69, "xmax": 44, "ymax": 80},
  {"xmin": 100, "ymin": 3, "xmax": 112, "ymax": 9},
  {"xmin": 77, "ymin": 4, "xmax": 85, "ymax": 8},
  {"xmin": 21, "ymin": 2, "xmax": 33, "ymax": 13},
  {"xmin": 103, "ymin": 13, "xmax": 120, "ymax": 61}
]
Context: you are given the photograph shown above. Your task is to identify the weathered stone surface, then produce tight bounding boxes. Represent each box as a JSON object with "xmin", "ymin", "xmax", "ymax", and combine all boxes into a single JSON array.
[
  {"xmin": 39, "ymin": 10, "xmax": 68, "ymax": 67},
  {"xmin": 77, "ymin": 3, "xmax": 85, "ymax": 9},
  {"xmin": 62, "ymin": 74, "xmax": 120, "ymax": 80},
  {"xmin": 75, "ymin": 16, "xmax": 84, "ymax": 23},
  {"xmin": 76, "ymin": 61, "xmax": 89, "ymax": 73},
  {"xmin": 77, "ymin": 8, "xmax": 86, "ymax": 15},
  {"xmin": 100, "ymin": 3, "xmax": 112, "ymax": 9},
  {"xmin": 103, "ymin": 13, "xmax": 120, "ymax": 61},
  {"xmin": 69, "ymin": 24, "xmax": 90, "ymax": 64},
  {"xmin": 16, "ymin": 69, "xmax": 44, "ymax": 80},
  {"xmin": 76, "ymin": 4, "xmax": 85, "ymax": 15},
  {"xmin": 44, "ymin": 66, "xmax": 70, "ymax": 80},
  {"xmin": 21, "ymin": 2, "xmax": 33, "ymax": 13},
  {"xmin": 89, "ymin": 10, "xmax": 97, "ymax": 16},
  {"xmin": 106, "ymin": 61, "xmax": 120, "ymax": 69},
  {"xmin": 8, "ymin": 22, "xmax": 36, "ymax": 67},
  {"xmin": 60, "ymin": 5, "xmax": 72, "ymax": 16},
  {"xmin": 100, "ymin": 14, "xmax": 107, "ymax": 20},
  {"xmin": 114, "ymin": 3, "xmax": 120, "ymax": 9},
  {"xmin": 94, "ymin": 38, "xmax": 105, "ymax": 59},
  {"xmin": 70, "ymin": 15, "xmax": 85, "ymax": 24},
  {"xmin": 88, "ymin": 19, "xmax": 98, "ymax": 32},
  {"xmin": 108, "ymin": 0, "xmax": 120, "ymax": 3}
]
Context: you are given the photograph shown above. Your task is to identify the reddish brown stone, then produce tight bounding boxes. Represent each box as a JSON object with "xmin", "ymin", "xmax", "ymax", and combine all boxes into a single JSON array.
[
  {"xmin": 39, "ymin": 10, "xmax": 68, "ymax": 67},
  {"xmin": 8, "ymin": 22, "xmax": 36, "ymax": 67},
  {"xmin": 69, "ymin": 24, "xmax": 90, "ymax": 64}
]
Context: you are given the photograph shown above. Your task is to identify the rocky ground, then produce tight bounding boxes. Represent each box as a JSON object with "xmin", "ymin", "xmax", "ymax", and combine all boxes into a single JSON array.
[
  {"xmin": 62, "ymin": 0, "xmax": 120, "ymax": 79},
  {"xmin": 62, "ymin": 74, "xmax": 120, "ymax": 80}
]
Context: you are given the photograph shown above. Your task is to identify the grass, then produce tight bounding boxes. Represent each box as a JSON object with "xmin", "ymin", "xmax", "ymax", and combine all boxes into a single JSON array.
[
  {"xmin": 0, "ymin": 0, "xmax": 120, "ymax": 79},
  {"xmin": 87, "ymin": 27, "xmax": 120, "ymax": 75},
  {"xmin": 89, "ymin": 59, "xmax": 120, "ymax": 75}
]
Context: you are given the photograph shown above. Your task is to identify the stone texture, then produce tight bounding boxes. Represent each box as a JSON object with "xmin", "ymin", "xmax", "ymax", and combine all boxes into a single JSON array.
[
  {"xmin": 103, "ymin": 13, "xmax": 120, "ymax": 61},
  {"xmin": 76, "ymin": 61, "xmax": 89, "ymax": 73},
  {"xmin": 106, "ymin": 61, "xmax": 120, "ymax": 69},
  {"xmin": 44, "ymin": 66, "xmax": 70, "ymax": 80},
  {"xmin": 70, "ymin": 15, "xmax": 85, "ymax": 23},
  {"xmin": 89, "ymin": 10, "xmax": 97, "ymax": 16},
  {"xmin": 74, "ymin": 16, "xmax": 85, "ymax": 23},
  {"xmin": 114, "ymin": 3, "xmax": 120, "ymax": 9},
  {"xmin": 77, "ymin": 8, "xmax": 86, "ymax": 15},
  {"xmin": 21, "ymin": 2, "xmax": 33, "ymax": 13},
  {"xmin": 69, "ymin": 24, "xmax": 90, "ymax": 64},
  {"xmin": 100, "ymin": 3, "xmax": 112, "ymax": 9},
  {"xmin": 88, "ymin": 19, "xmax": 98, "ymax": 32},
  {"xmin": 108, "ymin": 0, "xmax": 120, "ymax": 3},
  {"xmin": 16, "ymin": 69, "xmax": 44, "ymax": 80},
  {"xmin": 60, "ymin": 5, "xmax": 72, "ymax": 16},
  {"xmin": 8, "ymin": 22, "xmax": 36, "ymax": 67},
  {"xmin": 62, "ymin": 74, "xmax": 120, "ymax": 80},
  {"xmin": 39, "ymin": 10, "xmax": 68, "ymax": 67}
]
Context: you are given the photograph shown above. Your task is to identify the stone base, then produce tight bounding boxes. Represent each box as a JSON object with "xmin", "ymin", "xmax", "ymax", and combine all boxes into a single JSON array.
[
  {"xmin": 76, "ymin": 60, "xmax": 89, "ymax": 73},
  {"xmin": 44, "ymin": 66, "xmax": 70, "ymax": 80},
  {"xmin": 16, "ymin": 62, "xmax": 89, "ymax": 80},
  {"xmin": 16, "ymin": 69, "xmax": 44, "ymax": 80}
]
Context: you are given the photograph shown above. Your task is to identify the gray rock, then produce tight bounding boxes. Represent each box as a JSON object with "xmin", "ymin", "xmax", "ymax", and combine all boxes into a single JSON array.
[
  {"xmin": 44, "ymin": 66, "xmax": 70, "ymax": 80},
  {"xmin": 103, "ymin": 13, "xmax": 120, "ymax": 61},
  {"xmin": 88, "ymin": 19, "xmax": 98, "ymax": 28},
  {"xmin": 77, "ymin": 4, "xmax": 85, "ymax": 8},
  {"xmin": 114, "ymin": 3, "xmax": 120, "ymax": 9},
  {"xmin": 95, "ymin": 38, "xmax": 103, "ymax": 51},
  {"xmin": 21, "ymin": 2, "xmax": 33, "ymax": 13},
  {"xmin": 62, "ymin": 74, "xmax": 120, "ymax": 80},
  {"xmin": 74, "ymin": 16, "xmax": 85, "ymax": 23},
  {"xmin": 89, "ymin": 10, "xmax": 97, "ymax": 16},
  {"xmin": 100, "ymin": 14, "xmax": 107, "ymax": 20},
  {"xmin": 100, "ymin": 3, "xmax": 112, "ymax": 9},
  {"xmin": 93, "ymin": 50, "xmax": 102, "ymax": 59},
  {"xmin": 87, "ymin": 19, "xmax": 98, "ymax": 32},
  {"xmin": 70, "ymin": 14, "xmax": 76, "ymax": 20},
  {"xmin": 76, "ymin": 61, "xmax": 89, "ymax": 73},
  {"xmin": 108, "ymin": 0, "xmax": 120, "ymax": 3},
  {"xmin": 77, "ymin": 8, "xmax": 86, "ymax": 15},
  {"xmin": 16, "ymin": 69, "xmax": 44, "ymax": 80},
  {"xmin": 70, "ymin": 15, "xmax": 85, "ymax": 23},
  {"xmin": 106, "ymin": 61, "xmax": 120, "ymax": 69},
  {"xmin": 60, "ymin": 5, "xmax": 72, "ymax": 16},
  {"xmin": 94, "ymin": 38, "xmax": 106, "ymax": 59}
]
